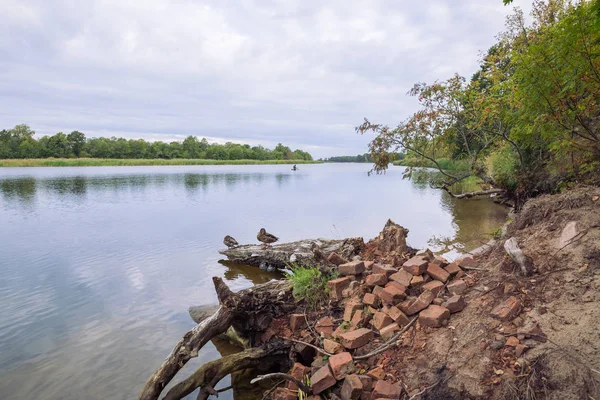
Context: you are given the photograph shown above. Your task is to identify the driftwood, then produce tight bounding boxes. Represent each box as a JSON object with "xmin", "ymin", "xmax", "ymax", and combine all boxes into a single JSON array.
[
  {"xmin": 139, "ymin": 277, "xmax": 294, "ymax": 400},
  {"xmin": 504, "ymin": 237, "xmax": 534, "ymax": 276},
  {"xmin": 218, "ymin": 237, "xmax": 364, "ymax": 270}
]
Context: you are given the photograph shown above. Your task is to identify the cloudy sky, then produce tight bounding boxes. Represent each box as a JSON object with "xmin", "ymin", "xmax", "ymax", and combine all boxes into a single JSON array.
[{"xmin": 1, "ymin": 0, "xmax": 527, "ymax": 158}]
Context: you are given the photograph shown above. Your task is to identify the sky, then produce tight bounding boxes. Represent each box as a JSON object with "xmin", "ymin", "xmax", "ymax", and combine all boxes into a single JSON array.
[{"xmin": 1, "ymin": 0, "xmax": 529, "ymax": 159}]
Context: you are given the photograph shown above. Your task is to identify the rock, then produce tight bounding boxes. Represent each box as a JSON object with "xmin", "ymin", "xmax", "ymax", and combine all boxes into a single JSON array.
[
  {"xmin": 505, "ymin": 336, "xmax": 519, "ymax": 347},
  {"xmin": 422, "ymin": 280, "xmax": 444, "ymax": 296},
  {"xmin": 419, "ymin": 305, "xmax": 451, "ymax": 327},
  {"xmin": 389, "ymin": 270, "xmax": 413, "ymax": 287},
  {"xmin": 363, "ymin": 293, "xmax": 381, "ymax": 308},
  {"xmin": 368, "ymin": 219, "xmax": 409, "ymax": 255},
  {"xmin": 490, "ymin": 296, "xmax": 522, "ymax": 320},
  {"xmin": 442, "ymin": 295, "xmax": 466, "ymax": 313},
  {"xmin": 188, "ymin": 304, "xmax": 220, "ymax": 324},
  {"xmin": 410, "ymin": 275, "xmax": 425, "ymax": 287},
  {"xmin": 491, "ymin": 341, "xmax": 504, "ymax": 351},
  {"xmin": 444, "ymin": 262, "xmax": 462, "ymax": 276},
  {"xmin": 367, "ymin": 366, "xmax": 386, "ymax": 380},
  {"xmin": 515, "ymin": 344, "xmax": 528, "ymax": 357},
  {"xmin": 287, "ymin": 362, "xmax": 311, "ymax": 390},
  {"xmin": 379, "ymin": 285, "xmax": 406, "ymax": 305},
  {"xmin": 344, "ymin": 302, "xmax": 362, "ymax": 322},
  {"xmin": 311, "ymin": 365, "xmax": 337, "ymax": 395},
  {"xmin": 402, "ymin": 256, "xmax": 428, "ymax": 276},
  {"xmin": 405, "ymin": 290, "xmax": 435, "ymax": 315},
  {"xmin": 339, "ymin": 328, "xmax": 374, "ymax": 349},
  {"xmin": 372, "ymin": 380, "xmax": 402, "ymax": 399},
  {"xmin": 426, "ymin": 263, "xmax": 450, "ymax": 282},
  {"xmin": 290, "ymin": 314, "xmax": 307, "ymax": 331},
  {"xmin": 557, "ymin": 221, "xmax": 578, "ymax": 249},
  {"xmin": 416, "ymin": 248, "xmax": 434, "ymax": 261},
  {"xmin": 364, "ymin": 261, "xmax": 375, "ymax": 270},
  {"xmin": 271, "ymin": 388, "xmax": 298, "ymax": 400},
  {"xmin": 365, "ymin": 273, "xmax": 388, "ymax": 287},
  {"xmin": 504, "ymin": 238, "xmax": 534, "ymax": 276},
  {"xmin": 459, "ymin": 257, "xmax": 478, "ymax": 269},
  {"xmin": 329, "ymin": 277, "xmax": 351, "ymax": 301},
  {"xmin": 329, "ymin": 252, "xmax": 349, "ymax": 266},
  {"xmin": 447, "ymin": 279, "xmax": 467, "ymax": 295},
  {"xmin": 324, "ymin": 338, "xmax": 344, "ymax": 354},
  {"xmin": 383, "ymin": 306, "xmax": 410, "ymax": 327},
  {"xmin": 339, "ymin": 261, "xmax": 366, "ymax": 276},
  {"xmin": 372, "ymin": 312, "xmax": 394, "ymax": 330},
  {"xmin": 329, "ymin": 352, "xmax": 355, "ymax": 380},
  {"xmin": 315, "ymin": 316, "xmax": 336, "ymax": 336},
  {"xmin": 372, "ymin": 263, "xmax": 397, "ymax": 278},
  {"xmin": 341, "ymin": 374, "xmax": 363, "ymax": 400},
  {"xmin": 380, "ymin": 323, "xmax": 400, "ymax": 339}
]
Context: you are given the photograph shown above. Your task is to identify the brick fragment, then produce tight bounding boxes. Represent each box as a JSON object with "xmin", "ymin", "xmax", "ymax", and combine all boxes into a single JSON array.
[
  {"xmin": 329, "ymin": 352, "xmax": 355, "ymax": 380},
  {"xmin": 341, "ymin": 374, "xmax": 363, "ymax": 400},
  {"xmin": 366, "ymin": 366, "xmax": 385, "ymax": 380},
  {"xmin": 432, "ymin": 255, "xmax": 449, "ymax": 267},
  {"xmin": 389, "ymin": 269, "xmax": 413, "ymax": 287},
  {"xmin": 339, "ymin": 261, "xmax": 365, "ymax": 276},
  {"xmin": 350, "ymin": 309, "xmax": 367, "ymax": 328},
  {"xmin": 365, "ymin": 273, "xmax": 388, "ymax": 287},
  {"xmin": 310, "ymin": 365, "xmax": 336, "ymax": 394},
  {"xmin": 410, "ymin": 275, "xmax": 425, "ymax": 287},
  {"xmin": 287, "ymin": 362, "xmax": 311, "ymax": 390},
  {"xmin": 363, "ymin": 293, "xmax": 380, "ymax": 308},
  {"xmin": 372, "ymin": 312, "xmax": 393, "ymax": 330},
  {"xmin": 444, "ymin": 262, "xmax": 462, "ymax": 276},
  {"xmin": 402, "ymin": 256, "xmax": 429, "ymax": 275},
  {"xmin": 415, "ymin": 248, "xmax": 434, "ymax": 261},
  {"xmin": 289, "ymin": 314, "xmax": 307, "ymax": 331},
  {"xmin": 271, "ymin": 388, "xmax": 298, "ymax": 400},
  {"xmin": 459, "ymin": 257, "xmax": 478, "ymax": 269},
  {"xmin": 405, "ymin": 290, "xmax": 435, "ymax": 315},
  {"xmin": 505, "ymin": 336, "xmax": 519, "ymax": 347},
  {"xmin": 490, "ymin": 296, "xmax": 522, "ymax": 320},
  {"xmin": 442, "ymin": 295, "xmax": 466, "ymax": 313},
  {"xmin": 323, "ymin": 338, "xmax": 344, "ymax": 354},
  {"xmin": 372, "ymin": 285, "xmax": 384, "ymax": 297},
  {"xmin": 419, "ymin": 305, "xmax": 451, "ymax": 327},
  {"xmin": 385, "ymin": 281, "xmax": 407, "ymax": 292},
  {"xmin": 427, "ymin": 263, "xmax": 450, "ymax": 282},
  {"xmin": 364, "ymin": 261, "xmax": 374, "ymax": 270},
  {"xmin": 315, "ymin": 316, "xmax": 335, "ymax": 336},
  {"xmin": 372, "ymin": 380, "xmax": 402, "ymax": 399},
  {"xmin": 380, "ymin": 323, "xmax": 400, "ymax": 339},
  {"xmin": 358, "ymin": 375, "xmax": 373, "ymax": 391},
  {"xmin": 421, "ymin": 280, "xmax": 444, "ymax": 296},
  {"xmin": 384, "ymin": 306, "xmax": 410, "ymax": 327},
  {"xmin": 379, "ymin": 285, "xmax": 406, "ymax": 305},
  {"xmin": 328, "ymin": 252, "xmax": 349, "ymax": 266},
  {"xmin": 372, "ymin": 263, "xmax": 397, "ymax": 277},
  {"xmin": 339, "ymin": 328, "xmax": 373, "ymax": 349},
  {"xmin": 328, "ymin": 277, "xmax": 351, "ymax": 301},
  {"xmin": 344, "ymin": 302, "xmax": 362, "ymax": 322},
  {"xmin": 447, "ymin": 279, "xmax": 467, "ymax": 295}
]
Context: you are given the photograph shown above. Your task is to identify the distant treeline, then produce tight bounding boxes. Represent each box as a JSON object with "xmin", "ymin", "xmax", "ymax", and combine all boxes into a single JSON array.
[
  {"xmin": 322, "ymin": 153, "xmax": 404, "ymax": 163},
  {"xmin": 0, "ymin": 124, "xmax": 313, "ymax": 161}
]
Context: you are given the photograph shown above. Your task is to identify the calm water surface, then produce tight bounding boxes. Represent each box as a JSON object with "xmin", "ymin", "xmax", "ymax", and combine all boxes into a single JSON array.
[{"xmin": 0, "ymin": 164, "xmax": 507, "ymax": 399}]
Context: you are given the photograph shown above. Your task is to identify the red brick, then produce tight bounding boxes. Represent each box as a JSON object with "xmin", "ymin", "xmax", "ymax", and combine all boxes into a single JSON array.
[
  {"xmin": 379, "ymin": 286, "xmax": 406, "ymax": 305},
  {"xmin": 447, "ymin": 279, "xmax": 467, "ymax": 295},
  {"xmin": 389, "ymin": 269, "xmax": 413, "ymax": 287},
  {"xmin": 287, "ymin": 362, "xmax": 311, "ymax": 390},
  {"xmin": 289, "ymin": 314, "xmax": 306, "ymax": 331},
  {"xmin": 405, "ymin": 290, "xmax": 435, "ymax": 315},
  {"xmin": 421, "ymin": 280, "xmax": 444, "ymax": 296},
  {"xmin": 455, "ymin": 270, "xmax": 466, "ymax": 279},
  {"xmin": 365, "ymin": 273, "xmax": 388, "ymax": 287},
  {"xmin": 372, "ymin": 312, "xmax": 393, "ymax": 330},
  {"xmin": 432, "ymin": 255, "xmax": 449, "ymax": 267},
  {"xmin": 416, "ymin": 248, "xmax": 434, "ymax": 261},
  {"xmin": 315, "ymin": 316, "xmax": 335, "ymax": 336},
  {"xmin": 344, "ymin": 302, "xmax": 362, "ymax": 322},
  {"xmin": 372, "ymin": 263, "xmax": 397, "ymax": 277},
  {"xmin": 459, "ymin": 257, "xmax": 478, "ymax": 269},
  {"xmin": 323, "ymin": 338, "xmax": 344, "ymax": 354},
  {"xmin": 419, "ymin": 305, "xmax": 450, "ymax": 327},
  {"xmin": 328, "ymin": 252, "xmax": 348, "ymax": 266},
  {"xmin": 329, "ymin": 352, "xmax": 355, "ymax": 380},
  {"xmin": 271, "ymin": 388, "xmax": 298, "ymax": 400},
  {"xmin": 397, "ymin": 298, "xmax": 414, "ymax": 314},
  {"xmin": 372, "ymin": 285, "xmax": 384, "ymax": 297},
  {"xmin": 432, "ymin": 298, "xmax": 444, "ymax": 305},
  {"xmin": 384, "ymin": 306, "xmax": 410, "ymax": 327},
  {"xmin": 442, "ymin": 295, "xmax": 466, "ymax": 313},
  {"xmin": 372, "ymin": 380, "xmax": 402, "ymax": 399},
  {"xmin": 402, "ymin": 256, "xmax": 428, "ymax": 275},
  {"xmin": 341, "ymin": 374, "xmax": 363, "ymax": 400},
  {"xmin": 367, "ymin": 366, "xmax": 385, "ymax": 380},
  {"xmin": 505, "ymin": 336, "xmax": 519, "ymax": 347},
  {"xmin": 310, "ymin": 365, "xmax": 337, "ymax": 394},
  {"xmin": 363, "ymin": 293, "xmax": 380, "ymax": 308},
  {"xmin": 426, "ymin": 263, "xmax": 450, "ymax": 282},
  {"xmin": 410, "ymin": 275, "xmax": 425, "ymax": 287},
  {"xmin": 385, "ymin": 281, "xmax": 407, "ymax": 293},
  {"xmin": 339, "ymin": 261, "xmax": 365, "ymax": 276},
  {"xmin": 328, "ymin": 277, "xmax": 351, "ymax": 301},
  {"xmin": 350, "ymin": 309, "xmax": 367, "ymax": 328},
  {"xmin": 364, "ymin": 261, "xmax": 375, "ymax": 270},
  {"xmin": 339, "ymin": 328, "xmax": 373, "ymax": 349},
  {"xmin": 490, "ymin": 296, "xmax": 522, "ymax": 320},
  {"xmin": 380, "ymin": 323, "xmax": 400, "ymax": 339},
  {"xmin": 444, "ymin": 262, "xmax": 462, "ymax": 276}
]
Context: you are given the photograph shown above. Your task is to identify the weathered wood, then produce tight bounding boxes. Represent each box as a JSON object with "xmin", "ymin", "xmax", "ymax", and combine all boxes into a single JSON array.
[
  {"xmin": 139, "ymin": 278, "xmax": 294, "ymax": 400},
  {"xmin": 163, "ymin": 341, "xmax": 291, "ymax": 400},
  {"xmin": 504, "ymin": 237, "xmax": 534, "ymax": 276},
  {"xmin": 218, "ymin": 237, "xmax": 364, "ymax": 270}
]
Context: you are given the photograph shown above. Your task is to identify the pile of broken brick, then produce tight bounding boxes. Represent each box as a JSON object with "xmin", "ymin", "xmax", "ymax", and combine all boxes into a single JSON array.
[{"xmin": 270, "ymin": 249, "xmax": 479, "ymax": 400}]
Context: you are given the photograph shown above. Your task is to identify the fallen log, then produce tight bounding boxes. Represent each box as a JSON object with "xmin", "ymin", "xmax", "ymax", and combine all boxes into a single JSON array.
[
  {"xmin": 218, "ymin": 237, "xmax": 364, "ymax": 270},
  {"xmin": 139, "ymin": 277, "xmax": 294, "ymax": 400}
]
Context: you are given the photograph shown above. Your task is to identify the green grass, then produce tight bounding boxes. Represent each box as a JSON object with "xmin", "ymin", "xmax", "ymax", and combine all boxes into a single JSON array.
[
  {"xmin": 0, "ymin": 158, "xmax": 321, "ymax": 168},
  {"xmin": 288, "ymin": 266, "xmax": 337, "ymax": 308}
]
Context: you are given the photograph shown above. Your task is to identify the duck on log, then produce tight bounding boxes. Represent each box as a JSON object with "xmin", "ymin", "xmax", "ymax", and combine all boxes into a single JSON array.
[{"xmin": 218, "ymin": 237, "xmax": 365, "ymax": 270}]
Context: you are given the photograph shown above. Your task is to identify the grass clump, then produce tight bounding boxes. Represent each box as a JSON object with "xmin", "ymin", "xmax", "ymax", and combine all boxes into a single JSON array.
[{"xmin": 288, "ymin": 265, "xmax": 337, "ymax": 308}]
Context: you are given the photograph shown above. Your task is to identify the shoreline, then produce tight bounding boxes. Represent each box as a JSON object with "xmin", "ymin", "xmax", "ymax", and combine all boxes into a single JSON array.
[{"xmin": 0, "ymin": 158, "xmax": 321, "ymax": 168}]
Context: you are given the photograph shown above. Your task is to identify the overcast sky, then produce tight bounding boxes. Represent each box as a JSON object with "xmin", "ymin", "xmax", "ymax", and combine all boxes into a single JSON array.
[{"xmin": 1, "ymin": 0, "xmax": 527, "ymax": 158}]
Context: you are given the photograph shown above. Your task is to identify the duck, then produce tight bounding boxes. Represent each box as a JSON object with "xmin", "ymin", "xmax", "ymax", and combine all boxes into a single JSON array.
[
  {"xmin": 257, "ymin": 228, "xmax": 279, "ymax": 249},
  {"xmin": 223, "ymin": 235, "xmax": 239, "ymax": 248}
]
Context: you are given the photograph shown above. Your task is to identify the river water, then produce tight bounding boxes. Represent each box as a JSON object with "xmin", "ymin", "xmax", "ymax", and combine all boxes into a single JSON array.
[{"xmin": 0, "ymin": 163, "xmax": 507, "ymax": 399}]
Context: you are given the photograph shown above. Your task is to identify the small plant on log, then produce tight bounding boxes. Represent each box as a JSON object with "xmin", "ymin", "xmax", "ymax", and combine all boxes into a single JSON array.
[{"xmin": 288, "ymin": 264, "xmax": 336, "ymax": 308}]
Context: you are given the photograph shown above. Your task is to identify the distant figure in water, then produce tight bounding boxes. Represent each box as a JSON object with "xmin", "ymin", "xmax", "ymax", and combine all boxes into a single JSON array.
[
  {"xmin": 257, "ymin": 228, "xmax": 279, "ymax": 248},
  {"xmin": 292, "ymin": 165, "xmax": 298, "ymax": 171},
  {"xmin": 223, "ymin": 235, "xmax": 239, "ymax": 248}
]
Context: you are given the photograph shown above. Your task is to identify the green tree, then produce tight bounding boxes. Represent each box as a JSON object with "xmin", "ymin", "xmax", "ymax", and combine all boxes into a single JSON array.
[{"xmin": 67, "ymin": 131, "xmax": 86, "ymax": 157}]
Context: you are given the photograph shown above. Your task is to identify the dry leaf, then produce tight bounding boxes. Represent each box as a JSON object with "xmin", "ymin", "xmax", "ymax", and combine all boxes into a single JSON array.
[
  {"xmin": 494, "ymin": 368, "xmax": 505, "ymax": 375},
  {"xmin": 592, "ymin": 195, "xmax": 599, "ymax": 201}
]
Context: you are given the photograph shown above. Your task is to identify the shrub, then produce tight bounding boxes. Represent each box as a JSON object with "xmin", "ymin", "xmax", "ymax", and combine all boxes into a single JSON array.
[{"xmin": 288, "ymin": 266, "xmax": 337, "ymax": 308}]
